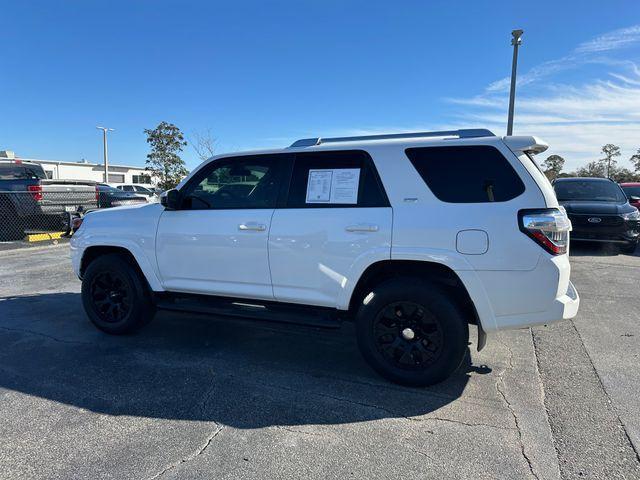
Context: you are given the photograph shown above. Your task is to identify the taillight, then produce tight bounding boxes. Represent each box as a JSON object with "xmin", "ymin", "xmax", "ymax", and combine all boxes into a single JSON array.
[
  {"xmin": 27, "ymin": 184, "xmax": 43, "ymax": 201},
  {"xmin": 519, "ymin": 208, "xmax": 571, "ymax": 255},
  {"xmin": 95, "ymin": 186, "xmax": 100, "ymax": 202}
]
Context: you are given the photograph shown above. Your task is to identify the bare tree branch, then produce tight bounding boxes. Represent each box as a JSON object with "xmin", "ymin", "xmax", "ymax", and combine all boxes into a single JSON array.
[{"xmin": 191, "ymin": 129, "xmax": 217, "ymax": 162}]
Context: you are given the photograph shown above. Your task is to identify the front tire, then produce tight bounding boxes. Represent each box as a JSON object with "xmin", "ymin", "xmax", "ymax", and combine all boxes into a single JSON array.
[
  {"xmin": 81, "ymin": 254, "xmax": 155, "ymax": 334},
  {"xmin": 356, "ymin": 278, "xmax": 468, "ymax": 387},
  {"xmin": 620, "ymin": 241, "xmax": 638, "ymax": 254}
]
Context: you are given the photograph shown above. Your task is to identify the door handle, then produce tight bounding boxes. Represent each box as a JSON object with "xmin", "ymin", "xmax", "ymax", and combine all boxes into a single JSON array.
[
  {"xmin": 345, "ymin": 224, "xmax": 379, "ymax": 232},
  {"xmin": 238, "ymin": 222, "xmax": 267, "ymax": 231}
]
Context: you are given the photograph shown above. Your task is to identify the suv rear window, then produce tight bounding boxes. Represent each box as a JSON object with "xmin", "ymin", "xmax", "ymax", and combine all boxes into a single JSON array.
[
  {"xmin": 0, "ymin": 163, "xmax": 46, "ymax": 180},
  {"xmin": 405, "ymin": 146, "xmax": 525, "ymax": 203},
  {"xmin": 286, "ymin": 150, "xmax": 389, "ymax": 208}
]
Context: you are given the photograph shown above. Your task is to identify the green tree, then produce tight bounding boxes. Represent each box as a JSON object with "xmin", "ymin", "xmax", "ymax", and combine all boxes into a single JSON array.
[
  {"xmin": 144, "ymin": 121, "xmax": 189, "ymax": 190},
  {"xmin": 630, "ymin": 148, "xmax": 640, "ymax": 173},
  {"xmin": 575, "ymin": 161, "xmax": 605, "ymax": 178},
  {"xmin": 599, "ymin": 144, "xmax": 621, "ymax": 178},
  {"xmin": 541, "ymin": 154, "xmax": 565, "ymax": 181},
  {"xmin": 609, "ymin": 167, "xmax": 640, "ymax": 183}
]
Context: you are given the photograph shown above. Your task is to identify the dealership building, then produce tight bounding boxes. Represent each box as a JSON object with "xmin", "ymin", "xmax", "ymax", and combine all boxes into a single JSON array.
[{"xmin": 0, "ymin": 150, "xmax": 155, "ymax": 186}]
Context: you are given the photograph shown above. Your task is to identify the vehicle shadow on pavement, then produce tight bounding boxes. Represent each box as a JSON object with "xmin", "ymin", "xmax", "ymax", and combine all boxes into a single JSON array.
[
  {"xmin": 570, "ymin": 242, "xmax": 637, "ymax": 257},
  {"xmin": 0, "ymin": 293, "xmax": 489, "ymax": 428}
]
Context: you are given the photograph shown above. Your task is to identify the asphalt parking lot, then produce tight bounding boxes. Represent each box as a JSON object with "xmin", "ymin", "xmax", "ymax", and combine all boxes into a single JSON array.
[{"xmin": 0, "ymin": 244, "xmax": 639, "ymax": 479}]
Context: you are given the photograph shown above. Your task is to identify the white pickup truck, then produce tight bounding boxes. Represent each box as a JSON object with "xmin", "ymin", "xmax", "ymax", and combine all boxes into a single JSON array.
[{"xmin": 70, "ymin": 129, "xmax": 579, "ymax": 386}]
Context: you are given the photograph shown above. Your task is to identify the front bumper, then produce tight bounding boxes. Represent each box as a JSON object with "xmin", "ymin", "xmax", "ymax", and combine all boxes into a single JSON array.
[{"xmin": 569, "ymin": 215, "xmax": 639, "ymax": 244}]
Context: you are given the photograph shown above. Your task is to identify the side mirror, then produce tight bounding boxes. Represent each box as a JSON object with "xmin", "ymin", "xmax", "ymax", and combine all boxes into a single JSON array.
[
  {"xmin": 161, "ymin": 189, "xmax": 181, "ymax": 210},
  {"xmin": 629, "ymin": 196, "xmax": 640, "ymax": 202}
]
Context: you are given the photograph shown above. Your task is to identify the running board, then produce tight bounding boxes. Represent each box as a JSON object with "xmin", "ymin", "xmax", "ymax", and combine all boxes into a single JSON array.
[{"xmin": 154, "ymin": 292, "xmax": 343, "ymax": 329}]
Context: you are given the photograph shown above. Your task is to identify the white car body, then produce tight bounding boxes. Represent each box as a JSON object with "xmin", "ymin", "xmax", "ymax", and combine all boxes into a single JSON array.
[
  {"xmin": 116, "ymin": 184, "xmax": 160, "ymax": 202},
  {"xmin": 71, "ymin": 130, "xmax": 579, "ymax": 343}
]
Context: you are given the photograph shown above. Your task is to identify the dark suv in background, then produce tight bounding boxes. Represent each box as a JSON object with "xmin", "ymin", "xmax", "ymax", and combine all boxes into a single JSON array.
[{"xmin": 553, "ymin": 177, "xmax": 639, "ymax": 253}]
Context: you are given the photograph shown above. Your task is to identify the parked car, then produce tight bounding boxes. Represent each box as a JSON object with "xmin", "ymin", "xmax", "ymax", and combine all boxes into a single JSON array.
[
  {"xmin": 96, "ymin": 184, "xmax": 148, "ymax": 208},
  {"xmin": 71, "ymin": 129, "xmax": 579, "ymax": 386},
  {"xmin": 0, "ymin": 160, "xmax": 97, "ymax": 240},
  {"xmin": 620, "ymin": 182, "xmax": 640, "ymax": 210},
  {"xmin": 553, "ymin": 177, "xmax": 640, "ymax": 253},
  {"xmin": 116, "ymin": 184, "xmax": 159, "ymax": 202}
]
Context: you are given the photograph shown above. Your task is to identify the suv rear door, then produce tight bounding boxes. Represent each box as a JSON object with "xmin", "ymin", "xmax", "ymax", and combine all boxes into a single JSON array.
[{"xmin": 269, "ymin": 150, "xmax": 392, "ymax": 308}]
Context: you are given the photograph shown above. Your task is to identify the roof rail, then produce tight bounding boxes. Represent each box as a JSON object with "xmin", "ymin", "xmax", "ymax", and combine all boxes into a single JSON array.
[{"xmin": 289, "ymin": 129, "xmax": 494, "ymax": 148}]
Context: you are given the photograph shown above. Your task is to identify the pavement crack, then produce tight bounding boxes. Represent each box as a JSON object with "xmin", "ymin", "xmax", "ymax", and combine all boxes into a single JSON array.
[
  {"xmin": 417, "ymin": 416, "xmax": 513, "ymax": 431},
  {"xmin": 147, "ymin": 425, "xmax": 225, "ymax": 480},
  {"xmin": 495, "ymin": 337, "xmax": 541, "ymax": 480},
  {"xmin": 245, "ymin": 376, "xmax": 510, "ymax": 431},
  {"xmin": 0, "ymin": 326, "xmax": 91, "ymax": 346},
  {"xmin": 569, "ymin": 321, "xmax": 640, "ymax": 465},
  {"xmin": 530, "ymin": 329, "xmax": 562, "ymax": 474},
  {"xmin": 272, "ymin": 425, "xmax": 323, "ymax": 437},
  {"xmin": 148, "ymin": 381, "xmax": 224, "ymax": 479},
  {"xmin": 406, "ymin": 445, "xmax": 437, "ymax": 463}
]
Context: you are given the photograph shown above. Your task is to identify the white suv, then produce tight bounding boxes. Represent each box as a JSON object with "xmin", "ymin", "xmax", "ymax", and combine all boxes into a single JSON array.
[{"xmin": 70, "ymin": 129, "xmax": 579, "ymax": 386}]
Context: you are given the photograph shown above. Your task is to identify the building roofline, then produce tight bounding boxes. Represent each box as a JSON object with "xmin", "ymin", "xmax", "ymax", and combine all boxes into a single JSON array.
[{"xmin": 11, "ymin": 157, "xmax": 149, "ymax": 171}]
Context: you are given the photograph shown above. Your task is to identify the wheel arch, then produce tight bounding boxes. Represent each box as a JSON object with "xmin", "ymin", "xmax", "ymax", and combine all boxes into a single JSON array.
[
  {"xmin": 348, "ymin": 260, "xmax": 481, "ymax": 327},
  {"xmin": 80, "ymin": 245, "xmax": 162, "ymax": 291}
]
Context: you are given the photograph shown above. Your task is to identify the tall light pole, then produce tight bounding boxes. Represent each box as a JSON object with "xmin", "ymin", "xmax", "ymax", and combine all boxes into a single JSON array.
[
  {"xmin": 507, "ymin": 29, "xmax": 523, "ymax": 136},
  {"xmin": 96, "ymin": 126, "xmax": 115, "ymax": 183}
]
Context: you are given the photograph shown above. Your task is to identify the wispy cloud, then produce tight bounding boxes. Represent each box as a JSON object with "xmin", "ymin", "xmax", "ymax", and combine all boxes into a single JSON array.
[
  {"xmin": 448, "ymin": 25, "xmax": 640, "ymax": 170},
  {"xmin": 576, "ymin": 25, "xmax": 640, "ymax": 53},
  {"xmin": 483, "ymin": 24, "xmax": 640, "ymax": 94}
]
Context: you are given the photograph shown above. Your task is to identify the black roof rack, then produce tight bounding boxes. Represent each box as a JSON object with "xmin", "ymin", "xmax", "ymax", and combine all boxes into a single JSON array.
[{"xmin": 289, "ymin": 129, "xmax": 494, "ymax": 148}]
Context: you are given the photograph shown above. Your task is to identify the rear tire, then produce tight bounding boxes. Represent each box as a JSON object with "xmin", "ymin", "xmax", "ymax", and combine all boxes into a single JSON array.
[
  {"xmin": 355, "ymin": 278, "xmax": 468, "ymax": 387},
  {"xmin": 620, "ymin": 241, "xmax": 638, "ymax": 254},
  {"xmin": 81, "ymin": 254, "xmax": 155, "ymax": 334}
]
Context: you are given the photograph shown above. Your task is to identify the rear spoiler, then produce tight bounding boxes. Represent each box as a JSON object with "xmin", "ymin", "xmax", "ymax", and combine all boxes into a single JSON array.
[{"xmin": 502, "ymin": 136, "xmax": 549, "ymax": 156}]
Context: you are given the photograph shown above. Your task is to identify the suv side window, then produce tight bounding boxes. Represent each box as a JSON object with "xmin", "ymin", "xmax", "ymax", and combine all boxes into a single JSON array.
[
  {"xmin": 405, "ymin": 145, "xmax": 525, "ymax": 203},
  {"xmin": 180, "ymin": 155, "xmax": 287, "ymax": 210},
  {"xmin": 286, "ymin": 150, "xmax": 389, "ymax": 208}
]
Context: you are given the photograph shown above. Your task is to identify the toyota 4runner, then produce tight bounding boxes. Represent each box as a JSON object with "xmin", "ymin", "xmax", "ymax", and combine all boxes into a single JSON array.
[{"xmin": 70, "ymin": 129, "xmax": 579, "ymax": 386}]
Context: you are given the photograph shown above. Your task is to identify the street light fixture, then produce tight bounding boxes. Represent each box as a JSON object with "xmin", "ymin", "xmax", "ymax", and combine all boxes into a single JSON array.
[
  {"xmin": 96, "ymin": 126, "xmax": 115, "ymax": 183},
  {"xmin": 507, "ymin": 29, "xmax": 523, "ymax": 136}
]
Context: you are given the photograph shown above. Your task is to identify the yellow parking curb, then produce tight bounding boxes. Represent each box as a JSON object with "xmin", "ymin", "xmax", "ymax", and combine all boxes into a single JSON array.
[{"xmin": 25, "ymin": 232, "xmax": 65, "ymax": 242}]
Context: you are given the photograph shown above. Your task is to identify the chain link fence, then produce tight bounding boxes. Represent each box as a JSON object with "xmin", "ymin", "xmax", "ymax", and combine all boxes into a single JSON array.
[{"xmin": 0, "ymin": 189, "xmax": 148, "ymax": 241}]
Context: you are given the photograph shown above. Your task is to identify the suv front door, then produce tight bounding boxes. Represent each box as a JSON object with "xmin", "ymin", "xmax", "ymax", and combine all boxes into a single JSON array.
[{"xmin": 155, "ymin": 154, "xmax": 289, "ymax": 299}]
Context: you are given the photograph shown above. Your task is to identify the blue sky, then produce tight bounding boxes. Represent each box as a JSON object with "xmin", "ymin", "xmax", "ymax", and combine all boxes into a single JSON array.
[{"xmin": 1, "ymin": 1, "xmax": 639, "ymax": 171}]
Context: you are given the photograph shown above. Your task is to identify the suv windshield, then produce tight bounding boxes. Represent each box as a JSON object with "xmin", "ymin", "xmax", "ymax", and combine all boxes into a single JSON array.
[
  {"xmin": 554, "ymin": 179, "xmax": 627, "ymax": 203},
  {"xmin": 0, "ymin": 163, "xmax": 46, "ymax": 180}
]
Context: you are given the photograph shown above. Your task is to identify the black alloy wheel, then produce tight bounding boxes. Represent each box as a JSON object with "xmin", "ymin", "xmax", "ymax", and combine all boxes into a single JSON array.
[
  {"xmin": 356, "ymin": 278, "xmax": 468, "ymax": 387},
  {"xmin": 90, "ymin": 270, "xmax": 132, "ymax": 323},
  {"xmin": 373, "ymin": 301, "xmax": 444, "ymax": 370},
  {"xmin": 81, "ymin": 253, "xmax": 155, "ymax": 334}
]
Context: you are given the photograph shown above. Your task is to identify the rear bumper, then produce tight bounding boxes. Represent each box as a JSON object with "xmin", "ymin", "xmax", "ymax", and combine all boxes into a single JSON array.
[
  {"xmin": 459, "ymin": 254, "xmax": 580, "ymax": 333},
  {"xmin": 488, "ymin": 280, "xmax": 579, "ymax": 330}
]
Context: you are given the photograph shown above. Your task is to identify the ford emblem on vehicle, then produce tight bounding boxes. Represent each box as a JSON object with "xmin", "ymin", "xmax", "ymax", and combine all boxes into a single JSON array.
[{"xmin": 588, "ymin": 217, "xmax": 602, "ymax": 223}]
